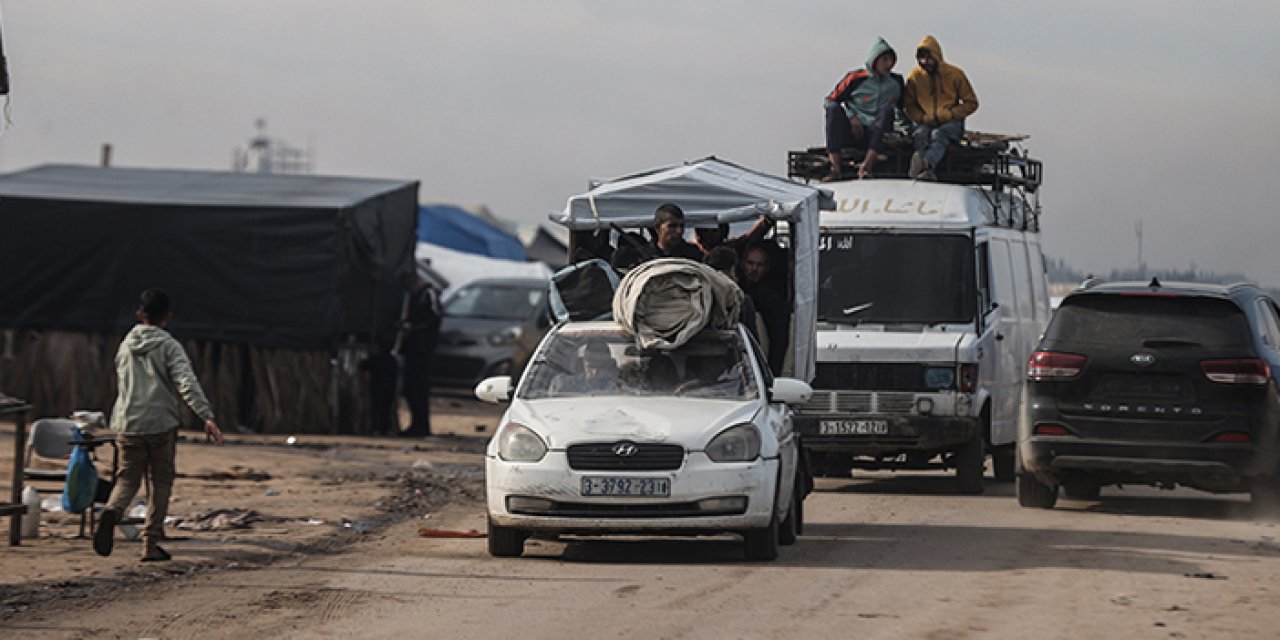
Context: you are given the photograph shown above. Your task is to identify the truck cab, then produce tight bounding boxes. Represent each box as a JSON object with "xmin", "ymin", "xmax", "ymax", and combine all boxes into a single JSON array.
[{"xmin": 787, "ymin": 145, "xmax": 1047, "ymax": 493}]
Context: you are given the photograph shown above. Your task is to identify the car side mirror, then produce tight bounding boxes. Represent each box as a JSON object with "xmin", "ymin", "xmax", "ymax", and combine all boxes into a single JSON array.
[
  {"xmin": 769, "ymin": 378, "xmax": 813, "ymax": 405},
  {"xmin": 475, "ymin": 376, "xmax": 513, "ymax": 403}
]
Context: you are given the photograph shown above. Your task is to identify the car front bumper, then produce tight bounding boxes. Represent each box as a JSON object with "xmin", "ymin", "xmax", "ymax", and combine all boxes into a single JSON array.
[{"xmin": 486, "ymin": 452, "xmax": 778, "ymax": 533}]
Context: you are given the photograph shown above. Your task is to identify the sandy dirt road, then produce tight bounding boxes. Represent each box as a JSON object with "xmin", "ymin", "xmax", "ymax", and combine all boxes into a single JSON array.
[{"xmin": 8, "ymin": 457, "xmax": 1280, "ymax": 639}]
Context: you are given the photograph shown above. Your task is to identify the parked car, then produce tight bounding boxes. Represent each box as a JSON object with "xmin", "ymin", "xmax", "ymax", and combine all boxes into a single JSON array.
[
  {"xmin": 1017, "ymin": 279, "xmax": 1280, "ymax": 516},
  {"xmin": 475, "ymin": 321, "xmax": 813, "ymax": 560},
  {"xmin": 431, "ymin": 277, "xmax": 551, "ymax": 390}
]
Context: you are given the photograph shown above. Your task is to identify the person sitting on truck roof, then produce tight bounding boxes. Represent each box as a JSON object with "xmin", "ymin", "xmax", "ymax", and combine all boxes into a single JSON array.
[
  {"xmin": 823, "ymin": 36, "xmax": 904, "ymax": 181},
  {"xmin": 903, "ymin": 35, "xmax": 979, "ymax": 180},
  {"xmin": 650, "ymin": 202, "xmax": 705, "ymax": 261}
]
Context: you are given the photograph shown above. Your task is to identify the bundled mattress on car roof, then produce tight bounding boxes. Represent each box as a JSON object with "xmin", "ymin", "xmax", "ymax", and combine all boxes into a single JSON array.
[{"xmin": 613, "ymin": 258, "xmax": 742, "ymax": 350}]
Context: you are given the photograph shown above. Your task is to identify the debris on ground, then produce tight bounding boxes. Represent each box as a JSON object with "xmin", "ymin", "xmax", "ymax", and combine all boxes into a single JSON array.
[
  {"xmin": 177, "ymin": 466, "xmax": 273, "ymax": 482},
  {"xmin": 170, "ymin": 508, "xmax": 267, "ymax": 531},
  {"xmin": 418, "ymin": 528, "xmax": 485, "ymax": 538}
]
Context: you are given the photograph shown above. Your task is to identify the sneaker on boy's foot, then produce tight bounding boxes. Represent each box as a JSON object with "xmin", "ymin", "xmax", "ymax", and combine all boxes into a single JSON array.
[
  {"xmin": 93, "ymin": 508, "xmax": 119, "ymax": 557},
  {"xmin": 908, "ymin": 152, "xmax": 925, "ymax": 178}
]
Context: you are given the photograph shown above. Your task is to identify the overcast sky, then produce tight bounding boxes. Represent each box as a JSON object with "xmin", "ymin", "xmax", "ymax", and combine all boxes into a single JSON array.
[{"xmin": 3, "ymin": 2, "xmax": 1278, "ymax": 283}]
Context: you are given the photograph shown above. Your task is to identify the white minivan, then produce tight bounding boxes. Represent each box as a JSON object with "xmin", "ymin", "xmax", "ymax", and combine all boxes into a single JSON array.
[{"xmin": 791, "ymin": 175, "xmax": 1049, "ymax": 493}]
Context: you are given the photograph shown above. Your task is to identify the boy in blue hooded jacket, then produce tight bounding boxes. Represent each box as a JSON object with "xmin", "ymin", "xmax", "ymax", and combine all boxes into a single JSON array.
[{"xmin": 823, "ymin": 37, "xmax": 903, "ymax": 181}]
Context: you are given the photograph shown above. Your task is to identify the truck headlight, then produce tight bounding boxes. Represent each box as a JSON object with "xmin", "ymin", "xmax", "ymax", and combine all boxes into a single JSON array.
[
  {"xmin": 924, "ymin": 367, "xmax": 956, "ymax": 390},
  {"xmin": 705, "ymin": 423, "xmax": 761, "ymax": 462},
  {"xmin": 497, "ymin": 422, "xmax": 547, "ymax": 462},
  {"xmin": 488, "ymin": 326, "xmax": 524, "ymax": 347}
]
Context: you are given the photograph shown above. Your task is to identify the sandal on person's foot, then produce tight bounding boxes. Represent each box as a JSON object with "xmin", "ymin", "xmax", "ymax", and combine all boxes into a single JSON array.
[
  {"xmin": 141, "ymin": 545, "xmax": 172, "ymax": 562},
  {"xmin": 93, "ymin": 509, "xmax": 118, "ymax": 557}
]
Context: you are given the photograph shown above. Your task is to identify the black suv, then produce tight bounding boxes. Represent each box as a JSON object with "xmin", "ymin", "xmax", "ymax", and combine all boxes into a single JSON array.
[{"xmin": 1017, "ymin": 280, "xmax": 1280, "ymax": 515}]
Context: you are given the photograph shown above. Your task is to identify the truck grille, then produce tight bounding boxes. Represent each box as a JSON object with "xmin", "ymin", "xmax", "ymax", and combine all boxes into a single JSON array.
[
  {"xmin": 815, "ymin": 363, "xmax": 928, "ymax": 391},
  {"xmin": 566, "ymin": 442, "xmax": 685, "ymax": 471},
  {"xmin": 797, "ymin": 391, "xmax": 916, "ymax": 415}
]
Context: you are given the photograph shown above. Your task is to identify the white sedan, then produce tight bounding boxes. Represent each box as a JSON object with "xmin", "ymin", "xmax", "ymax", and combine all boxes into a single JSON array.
[{"xmin": 475, "ymin": 321, "xmax": 813, "ymax": 560}]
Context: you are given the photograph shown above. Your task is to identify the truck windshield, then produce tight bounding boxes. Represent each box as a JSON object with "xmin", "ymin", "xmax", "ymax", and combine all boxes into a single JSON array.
[{"xmin": 817, "ymin": 233, "xmax": 975, "ymax": 324}]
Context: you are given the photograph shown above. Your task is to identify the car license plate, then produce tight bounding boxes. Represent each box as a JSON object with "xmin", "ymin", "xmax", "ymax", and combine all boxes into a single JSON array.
[
  {"xmin": 819, "ymin": 419, "xmax": 889, "ymax": 435},
  {"xmin": 581, "ymin": 476, "xmax": 671, "ymax": 497}
]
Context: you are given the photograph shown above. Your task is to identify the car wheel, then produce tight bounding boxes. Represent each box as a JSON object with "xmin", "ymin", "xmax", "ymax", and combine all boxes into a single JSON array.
[
  {"xmin": 779, "ymin": 488, "xmax": 800, "ymax": 546},
  {"xmin": 954, "ymin": 434, "xmax": 985, "ymax": 495},
  {"xmin": 1250, "ymin": 476, "xmax": 1280, "ymax": 520},
  {"xmin": 743, "ymin": 514, "xmax": 780, "ymax": 561},
  {"xmin": 991, "ymin": 444, "xmax": 1016, "ymax": 482},
  {"xmin": 487, "ymin": 517, "xmax": 527, "ymax": 557},
  {"xmin": 1063, "ymin": 479, "xmax": 1102, "ymax": 501},
  {"xmin": 1016, "ymin": 473, "xmax": 1058, "ymax": 509}
]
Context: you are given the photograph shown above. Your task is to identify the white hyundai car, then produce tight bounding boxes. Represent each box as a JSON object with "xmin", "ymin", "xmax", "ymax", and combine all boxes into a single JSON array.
[{"xmin": 475, "ymin": 321, "xmax": 813, "ymax": 560}]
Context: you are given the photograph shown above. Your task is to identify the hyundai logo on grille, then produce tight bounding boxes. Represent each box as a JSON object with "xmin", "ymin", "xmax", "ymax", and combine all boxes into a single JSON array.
[
  {"xmin": 1130, "ymin": 353, "xmax": 1156, "ymax": 366},
  {"xmin": 612, "ymin": 441, "xmax": 639, "ymax": 457}
]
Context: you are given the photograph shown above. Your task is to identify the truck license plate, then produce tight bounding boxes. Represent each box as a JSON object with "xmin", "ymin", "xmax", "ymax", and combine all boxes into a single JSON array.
[
  {"xmin": 581, "ymin": 476, "xmax": 671, "ymax": 497},
  {"xmin": 819, "ymin": 420, "xmax": 889, "ymax": 435}
]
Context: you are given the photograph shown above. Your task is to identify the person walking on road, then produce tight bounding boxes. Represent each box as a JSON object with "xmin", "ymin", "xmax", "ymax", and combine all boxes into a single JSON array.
[
  {"xmin": 903, "ymin": 35, "xmax": 979, "ymax": 180},
  {"xmin": 94, "ymin": 289, "xmax": 222, "ymax": 562}
]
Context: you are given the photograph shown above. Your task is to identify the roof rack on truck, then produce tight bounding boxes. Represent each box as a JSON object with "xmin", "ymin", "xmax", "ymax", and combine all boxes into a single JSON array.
[{"xmin": 787, "ymin": 130, "xmax": 1042, "ymax": 193}]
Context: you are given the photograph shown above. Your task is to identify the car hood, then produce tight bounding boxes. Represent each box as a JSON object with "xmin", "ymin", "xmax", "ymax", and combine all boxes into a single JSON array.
[
  {"xmin": 439, "ymin": 316, "xmax": 526, "ymax": 345},
  {"xmin": 508, "ymin": 396, "xmax": 760, "ymax": 450},
  {"xmin": 817, "ymin": 328, "xmax": 966, "ymax": 362}
]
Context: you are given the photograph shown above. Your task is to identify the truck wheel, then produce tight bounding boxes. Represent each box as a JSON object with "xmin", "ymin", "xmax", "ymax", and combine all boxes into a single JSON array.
[
  {"xmin": 1250, "ymin": 476, "xmax": 1280, "ymax": 520},
  {"xmin": 487, "ymin": 518, "xmax": 527, "ymax": 557},
  {"xmin": 779, "ymin": 488, "xmax": 801, "ymax": 545},
  {"xmin": 954, "ymin": 434, "xmax": 985, "ymax": 495},
  {"xmin": 1063, "ymin": 479, "xmax": 1102, "ymax": 501},
  {"xmin": 1017, "ymin": 473, "xmax": 1058, "ymax": 509},
  {"xmin": 743, "ymin": 514, "xmax": 780, "ymax": 561},
  {"xmin": 991, "ymin": 445, "xmax": 1016, "ymax": 482},
  {"xmin": 814, "ymin": 453, "xmax": 853, "ymax": 479}
]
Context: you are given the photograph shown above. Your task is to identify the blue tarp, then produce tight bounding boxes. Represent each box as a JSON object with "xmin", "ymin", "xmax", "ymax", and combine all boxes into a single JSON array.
[{"xmin": 417, "ymin": 204, "xmax": 526, "ymax": 261}]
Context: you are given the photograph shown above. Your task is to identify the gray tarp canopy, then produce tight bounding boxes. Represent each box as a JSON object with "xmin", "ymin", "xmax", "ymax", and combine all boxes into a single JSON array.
[{"xmin": 549, "ymin": 157, "xmax": 834, "ymax": 381}]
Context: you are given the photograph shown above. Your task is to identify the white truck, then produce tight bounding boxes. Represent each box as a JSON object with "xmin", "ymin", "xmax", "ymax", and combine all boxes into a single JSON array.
[{"xmin": 787, "ymin": 145, "xmax": 1047, "ymax": 493}]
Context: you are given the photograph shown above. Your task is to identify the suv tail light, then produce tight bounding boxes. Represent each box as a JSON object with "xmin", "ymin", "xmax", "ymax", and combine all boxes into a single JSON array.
[
  {"xmin": 1027, "ymin": 351, "xmax": 1087, "ymax": 380},
  {"xmin": 1209, "ymin": 431, "xmax": 1252, "ymax": 443},
  {"xmin": 958, "ymin": 364, "xmax": 978, "ymax": 392},
  {"xmin": 1200, "ymin": 358, "xmax": 1270, "ymax": 385},
  {"xmin": 1034, "ymin": 423, "xmax": 1074, "ymax": 436}
]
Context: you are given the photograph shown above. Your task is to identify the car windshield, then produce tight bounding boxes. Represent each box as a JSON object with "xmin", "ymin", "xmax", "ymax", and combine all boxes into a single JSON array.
[
  {"xmin": 519, "ymin": 329, "xmax": 758, "ymax": 400},
  {"xmin": 444, "ymin": 283, "xmax": 546, "ymax": 320},
  {"xmin": 817, "ymin": 233, "xmax": 975, "ymax": 324},
  {"xmin": 1046, "ymin": 294, "xmax": 1251, "ymax": 348}
]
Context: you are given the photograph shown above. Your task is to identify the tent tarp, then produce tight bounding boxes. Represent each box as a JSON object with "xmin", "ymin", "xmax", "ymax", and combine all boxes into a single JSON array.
[
  {"xmin": 550, "ymin": 157, "xmax": 833, "ymax": 381},
  {"xmin": 0, "ymin": 164, "xmax": 418, "ymax": 350},
  {"xmin": 417, "ymin": 204, "xmax": 525, "ymax": 261}
]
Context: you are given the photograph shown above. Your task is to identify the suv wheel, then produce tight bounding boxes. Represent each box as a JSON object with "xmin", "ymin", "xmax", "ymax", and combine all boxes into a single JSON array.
[
  {"xmin": 1017, "ymin": 473, "xmax": 1058, "ymax": 509},
  {"xmin": 487, "ymin": 518, "xmax": 528, "ymax": 557},
  {"xmin": 954, "ymin": 435, "xmax": 985, "ymax": 495},
  {"xmin": 1250, "ymin": 476, "xmax": 1280, "ymax": 520},
  {"xmin": 1063, "ymin": 479, "xmax": 1102, "ymax": 501}
]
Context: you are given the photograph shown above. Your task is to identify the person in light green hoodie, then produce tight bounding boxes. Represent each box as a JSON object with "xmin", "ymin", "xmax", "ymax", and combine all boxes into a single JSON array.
[{"xmin": 94, "ymin": 289, "xmax": 222, "ymax": 562}]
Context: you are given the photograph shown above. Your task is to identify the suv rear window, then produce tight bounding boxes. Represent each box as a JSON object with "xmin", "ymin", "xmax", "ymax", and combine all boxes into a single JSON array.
[{"xmin": 1046, "ymin": 294, "xmax": 1251, "ymax": 348}]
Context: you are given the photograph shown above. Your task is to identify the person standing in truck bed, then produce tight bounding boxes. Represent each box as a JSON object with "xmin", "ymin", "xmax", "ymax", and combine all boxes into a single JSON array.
[
  {"xmin": 903, "ymin": 35, "xmax": 979, "ymax": 180},
  {"xmin": 823, "ymin": 36, "xmax": 903, "ymax": 181}
]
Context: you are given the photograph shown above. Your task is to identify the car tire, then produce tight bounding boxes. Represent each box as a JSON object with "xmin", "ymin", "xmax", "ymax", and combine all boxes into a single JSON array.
[
  {"xmin": 1016, "ymin": 473, "xmax": 1058, "ymax": 509},
  {"xmin": 1063, "ymin": 479, "xmax": 1102, "ymax": 501},
  {"xmin": 779, "ymin": 488, "xmax": 800, "ymax": 546},
  {"xmin": 991, "ymin": 444, "xmax": 1016, "ymax": 482},
  {"xmin": 954, "ymin": 434, "xmax": 985, "ymax": 495},
  {"xmin": 1250, "ymin": 476, "xmax": 1280, "ymax": 520},
  {"xmin": 487, "ymin": 517, "xmax": 527, "ymax": 557},
  {"xmin": 743, "ymin": 514, "xmax": 780, "ymax": 561}
]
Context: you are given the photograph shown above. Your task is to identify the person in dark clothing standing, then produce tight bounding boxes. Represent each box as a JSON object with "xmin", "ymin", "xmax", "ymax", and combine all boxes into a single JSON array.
[
  {"xmin": 398, "ymin": 275, "xmax": 443, "ymax": 437},
  {"xmin": 740, "ymin": 244, "xmax": 790, "ymax": 375},
  {"xmin": 704, "ymin": 246, "xmax": 761, "ymax": 345},
  {"xmin": 650, "ymin": 203, "xmax": 705, "ymax": 261}
]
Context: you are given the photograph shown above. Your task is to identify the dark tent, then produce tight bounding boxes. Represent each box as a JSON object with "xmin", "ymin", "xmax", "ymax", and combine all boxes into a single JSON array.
[
  {"xmin": 0, "ymin": 164, "xmax": 417, "ymax": 349},
  {"xmin": 0, "ymin": 164, "xmax": 419, "ymax": 434}
]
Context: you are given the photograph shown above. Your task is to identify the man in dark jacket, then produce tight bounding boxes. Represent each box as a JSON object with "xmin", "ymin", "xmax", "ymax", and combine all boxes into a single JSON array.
[
  {"xmin": 650, "ymin": 202, "xmax": 705, "ymax": 261},
  {"xmin": 705, "ymin": 246, "xmax": 761, "ymax": 345},
  {"xmin": 903, "ymin": 35, "xmax": 979, "ymax": 179},
  {"xmin": 740, "ymin": 244, "xmax": 789, "ymax": 374}
]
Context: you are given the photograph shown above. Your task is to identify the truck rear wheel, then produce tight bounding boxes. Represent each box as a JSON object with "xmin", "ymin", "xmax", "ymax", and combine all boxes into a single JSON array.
[
  {"xmin": 954, "ymin": 434, "xmax": 985, "ymax": 495},
  {"xmin": 991, "ymin": 445, "xmax": 1016, "ymax": 482}
]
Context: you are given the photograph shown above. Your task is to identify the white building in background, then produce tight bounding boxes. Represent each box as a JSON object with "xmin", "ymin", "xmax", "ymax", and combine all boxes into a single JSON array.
[{"xmin": 232, "ymin": 119, "xmax": 314, "ymax": 174}]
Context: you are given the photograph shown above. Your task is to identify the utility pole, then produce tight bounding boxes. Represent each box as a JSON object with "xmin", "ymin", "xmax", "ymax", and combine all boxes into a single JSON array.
[{"xmin": 1135, "ymin": 219, "xmax": 1144, "ymax": 277}]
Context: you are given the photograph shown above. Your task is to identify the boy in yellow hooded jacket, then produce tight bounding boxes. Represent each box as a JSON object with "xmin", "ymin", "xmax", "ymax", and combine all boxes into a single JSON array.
[{"xmin": 903, "ymin": 35, "xmax": 979, "ymax": 179}]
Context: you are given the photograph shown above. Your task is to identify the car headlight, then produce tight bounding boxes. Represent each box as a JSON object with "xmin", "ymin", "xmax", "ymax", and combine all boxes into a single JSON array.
[
  {"xmin": 924, "ymin": 367, "xmax": 956, "ymax": 391},
  {"xmin": 705, "ymin": 423, "xmax": 761, "ymax": 462},
  {"xmin": 488, "ymin": 326, "xmax": 524, "ymax": 347},
  {"xmin": 497, "ymin": 422, "xmax": 547, "ymax": 462}
]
